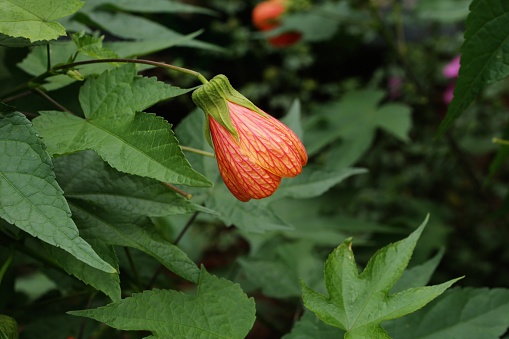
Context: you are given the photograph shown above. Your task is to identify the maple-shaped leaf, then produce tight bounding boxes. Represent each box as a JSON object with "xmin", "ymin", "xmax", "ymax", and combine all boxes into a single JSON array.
[
  {"xmin": 301, "ymin": 216, "xmax": 462, "ymax": 338},
  {"xmin": 69, "ymin": 267, "xmax": 256, "ymax": 338}
]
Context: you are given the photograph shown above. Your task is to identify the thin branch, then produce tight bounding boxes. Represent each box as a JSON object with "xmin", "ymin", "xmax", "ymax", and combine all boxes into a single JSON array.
[
  {"xmin": 77, "ymin": 291, "xmax": 97, "ymax": 339},
  {"xmin": 46, "ymin": 44, "xmax": 51, "ymax": 72},
  {"xmin": 124, "ymin": 247, "xmax": 142, "ymax": 292},
  {"xmin": 162, "ymin": 182, "xmax": 193, "ymax": 200},
  {"xmin": 145, "ymin": 211, "xmax": 200, "ymax": 289},
  {"xmin": 368, "ymin": 1, "xmax": 424, "ymax": 92},
  {"xmin": 33, "ymin": 88, "xmax": 73, "ymax": 113},
  {"xmin": 180, "ymin": 145, "xmax": 215, "ymax": 158},
  {"xmin": 1, "ymin": 90, "xmax": 31, "ymax": 103},
  {"xmin": 174, "ymin": 211, "xmax": 199, "ymax": 246}
]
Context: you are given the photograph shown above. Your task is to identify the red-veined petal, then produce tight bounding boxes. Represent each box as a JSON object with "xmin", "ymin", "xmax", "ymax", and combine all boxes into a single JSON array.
[
  {"xmin": 209, "ymin": 116, "xmax": 282, "ymax": 201},
  {"xmin": 227, "ymin": 101, "xmax": 307, "ymax": 177}
]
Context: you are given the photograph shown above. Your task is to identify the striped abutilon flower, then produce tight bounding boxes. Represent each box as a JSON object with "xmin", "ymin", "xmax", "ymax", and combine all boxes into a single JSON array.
[{"xmin": 192, "ymin": 75, "xmax": 307, "ymax": 202}]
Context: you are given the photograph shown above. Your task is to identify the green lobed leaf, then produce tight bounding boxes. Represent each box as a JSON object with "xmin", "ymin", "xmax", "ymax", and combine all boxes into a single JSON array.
[
  {"xmin": 69, "ymin": 200, "xmax": 200, "ymax": 283},
  {"xmin": 54, "ymin": 150, "xmax": 212, "ymax": 217},
  {"xmin": 239, "ymin": 241, "xmax": 323, "ymax": 299},
  {"xmin": 0, "ymin": 315, "xmax": 18, "ymax": 339},
  {"xmin": 208, "ymin": 186, "xmax": 292, "ymax": 233},
  {"xmin": 437, "ymin": 0, "xmax": 509, "ymax": 136},
  {"xmin": 281, "ymin": 99, "xmax": 304, "ymax": 139},
  {"xmin": 269, "ymin": 198, "xmax": 401, "ymax": 249},
  {"xmin": 79, "ymin": 63, "xmax": 190, "ymax": 120},
  {"xmin": 385, "ymin": 288, "xmax": 509, "ymax": 339},
  {"xmin": 273, "ymin": 166, "xmax": 368, "ymax": 200},
  {"xmin": 69, "ymin": 267, "xmax": 256, "ymax": 338},
  {"xmin": 0, "ymin": 110, "xmax": 115, "ymax": 273},
  {"xmin": 0, "ymin": 0, "xmax": 84, "ymax": 42},
  {"xmin": 304, "ymin": 89, "xmax": 412, "ymax": 157},
  {"xmin": 301, "ymin": 216, "xmax": 461, "ymax": 337},
  {"xmin": 32, "ymin": 64, "xmax": 211, "ymax": 187}
]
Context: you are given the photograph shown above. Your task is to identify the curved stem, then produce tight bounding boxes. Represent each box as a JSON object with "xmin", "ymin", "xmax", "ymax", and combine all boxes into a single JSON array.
[
  {"xmin": 1, "ymin": 58, "xmax": 208, "ymax": 100},
  {"xmin": 53, "ymin": 58, "xmax": 209, "ymax": 84}
]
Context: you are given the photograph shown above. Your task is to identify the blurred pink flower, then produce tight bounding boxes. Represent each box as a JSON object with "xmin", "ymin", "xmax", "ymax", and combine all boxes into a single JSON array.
[
  {"xmin": 442, "ymin": 55, "xmax": 460, "ymax": 104},
  {"xmin": 443, "ymin": 55, "xmax": 460, "ymax": 79}
]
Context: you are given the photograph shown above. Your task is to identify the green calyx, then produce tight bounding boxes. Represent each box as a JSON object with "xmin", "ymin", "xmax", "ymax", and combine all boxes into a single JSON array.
[{"xmin": 192, "ymin": 74, "xmax": 266, "ymax": 146}]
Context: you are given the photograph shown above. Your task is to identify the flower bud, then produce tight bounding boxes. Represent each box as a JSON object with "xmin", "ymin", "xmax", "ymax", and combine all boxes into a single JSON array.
[{"xmin": 192, "ymin": 75, "xmax": 307, "ymax": 201}]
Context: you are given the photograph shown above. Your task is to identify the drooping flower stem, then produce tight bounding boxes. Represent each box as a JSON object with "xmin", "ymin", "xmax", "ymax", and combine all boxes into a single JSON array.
[
  {"xmin": 39, "ymin": 58, "xmax": 209, "ymax": 85},
  {"xmin": 0, "ymin": 58, "xmax": 208, "ymax": 100}
]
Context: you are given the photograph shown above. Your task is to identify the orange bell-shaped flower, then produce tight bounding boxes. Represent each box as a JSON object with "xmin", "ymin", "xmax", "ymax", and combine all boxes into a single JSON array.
[{"xmin": 192, "ymin": 75, "xmax": 307, "ymax": 201}]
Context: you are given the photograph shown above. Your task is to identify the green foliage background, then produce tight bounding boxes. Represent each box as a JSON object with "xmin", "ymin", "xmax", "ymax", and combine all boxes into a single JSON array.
[{"xmin": 1, "ymin": 0, "xmax": 509, "ymax": 338}]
